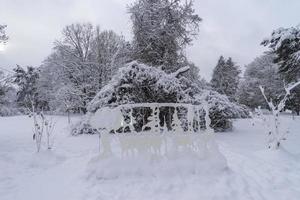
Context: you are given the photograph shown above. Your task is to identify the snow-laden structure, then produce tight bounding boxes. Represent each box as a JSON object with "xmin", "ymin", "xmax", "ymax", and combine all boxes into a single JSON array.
[
  {"xmin": 87, "ymin": 101, "xmax": 227, "ymax": 179},
  {"xmin": 90, "ymin": 102, "xmax": 214, "ymax": 157}
]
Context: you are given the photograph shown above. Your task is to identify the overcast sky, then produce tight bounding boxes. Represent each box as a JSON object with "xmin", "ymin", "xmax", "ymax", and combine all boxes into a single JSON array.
[{"xmin": 0, "ymin": 0, "xmax": 300, "ymax": 80}]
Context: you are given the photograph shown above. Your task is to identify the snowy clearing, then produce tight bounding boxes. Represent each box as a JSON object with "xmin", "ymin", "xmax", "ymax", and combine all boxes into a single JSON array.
[{"xmin": 1, "ymin": 115, "xmax": 300, "ymax": 200}]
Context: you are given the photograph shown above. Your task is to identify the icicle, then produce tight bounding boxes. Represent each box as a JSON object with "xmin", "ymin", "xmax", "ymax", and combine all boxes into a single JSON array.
[
  {"xmin": 172, "ymin": 106, "xmax": 183, "ymax": 133},
  {"xmin": 187, "ymin": 104, "xmax": 194, "ymax": 133},
  {"xmin": 203, "ymin": 101, "xmax": 213, "ymax": 132}
]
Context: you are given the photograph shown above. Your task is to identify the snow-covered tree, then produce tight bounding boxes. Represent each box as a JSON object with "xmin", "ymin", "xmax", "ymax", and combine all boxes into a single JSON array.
[
  {"xmin": 40, "ymin": 23, "xmax": 130, "ymax": 113},
  {"xmin": 91, "ymin": 29, "xmax": 132, "ymax": 87},
  {"xmin": 237, "ymin": 54, "xmax": 285, "ymax": 109},
  {"xmin": 129, "ymin": 0, "xmax": 202, "ymax": 72},
  {"xmin": 0, "ymin": 25, "xmax": 8, "ymax": 44},
  {"xmin": 261, "ymin": 25, "xmax": 300, "ymax": 114},
  {"xmin": 0, "ymin": 70, "xmax": 18, "ymax": 116},
  {"xmin": 211, "ymin": 56, "xmax": 241, "ymax": 101},
  {"xmin": 13, "ymin": 65, "xmax": 43, "ymax": 111},
  {"xmin": 261, "ymin": 25, "xmax": 300, "ymax": 82}
]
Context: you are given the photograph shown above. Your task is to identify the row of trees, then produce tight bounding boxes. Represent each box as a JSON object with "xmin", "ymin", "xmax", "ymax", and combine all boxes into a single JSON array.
[
  {"xmin": 239, "ymin": 25, "xmax": 300, "ymax": 115},
  {"xmin": 209, "ymin": 25, "xmax": 300, "ymax": 115},
  {"xmin": 9, "ymin": 25, "xmax": 131, "ymax": 115},
  {"xmin": 1, "ymin": 0, "xmax": 249, "ymax": 132},
  {"xmin": 1, "ymin": 0, "xmax": 204, "ymax": 115}
]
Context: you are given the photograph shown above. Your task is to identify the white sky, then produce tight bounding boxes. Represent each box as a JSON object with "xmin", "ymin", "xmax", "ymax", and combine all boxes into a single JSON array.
[{"xmin": 0, "ymin": 0, "xmax": 300, "ymax": 80}]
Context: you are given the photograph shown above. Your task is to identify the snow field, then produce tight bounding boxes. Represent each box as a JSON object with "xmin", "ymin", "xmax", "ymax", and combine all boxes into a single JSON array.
[{"xmin": 0, "ymin": 115, "xmax": 300, "ymax": 200}]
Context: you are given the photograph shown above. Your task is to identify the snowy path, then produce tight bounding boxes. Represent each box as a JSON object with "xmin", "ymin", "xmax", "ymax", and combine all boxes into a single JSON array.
[{"xmin": 0, "ymin": 116, "xmax": 300, "ymax": 200}]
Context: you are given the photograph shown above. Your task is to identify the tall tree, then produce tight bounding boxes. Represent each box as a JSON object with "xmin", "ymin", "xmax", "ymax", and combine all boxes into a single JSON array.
[
  {"xmin": 40, "ymin": 23, "xmax": 130, "ymax": 113},
  {"xmin": 237, "ymin": 54, "xmax": 285, "ymax": 109},
  {"xmin": 262, "ymin": 25, "xmax": 300, "ymax": 114},
  {"xmin": 211, "ymin": 56, "xmax": 240, "ymax": 101},
  {"xmin": 128, "ymin": 0, "xmax": 201, "ymax": 72}
]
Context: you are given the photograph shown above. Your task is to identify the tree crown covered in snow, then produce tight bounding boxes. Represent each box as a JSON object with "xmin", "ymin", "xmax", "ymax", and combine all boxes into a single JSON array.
[
  {"xmin": 237, "ymin": 53, "xmax": 285, "ymax": 109},
  {"xmin": 262, "ymin": 25, "xmax": 300, "ymax": 82},
  {"xmin": 129, "ymin": 0, "xmax": 201, "ymax": 72}
]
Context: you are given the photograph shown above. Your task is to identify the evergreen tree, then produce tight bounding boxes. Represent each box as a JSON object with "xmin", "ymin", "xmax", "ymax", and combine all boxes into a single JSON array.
[
  {"xmin": 210, "ymin": 56, "xmax": 240, "ymax": 101},
  {"xmin": 262, "ymin": 25, "xmax": 300, "ymax": 114},
  {"xmin": 13, "ymin": 65, "xmax": 43, "ymax": 111},
  {"xmin": 261, "ymin": 25, "xmax": 300, "ymax": 82}
]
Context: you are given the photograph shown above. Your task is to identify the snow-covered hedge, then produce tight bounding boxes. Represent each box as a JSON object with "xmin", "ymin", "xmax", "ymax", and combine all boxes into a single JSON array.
[{"xmin": 72, "ymin": 61, "xmax": 249, "ymax": 134}]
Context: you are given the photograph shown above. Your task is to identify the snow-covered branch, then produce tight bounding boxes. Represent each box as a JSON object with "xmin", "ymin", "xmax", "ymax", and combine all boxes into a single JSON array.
[
  {"xmin": 171, "ymin": 66, "xmax": 190, "ymax": 78},
  {"xmin": 259, "ymin": 80, "xmax": 300, "ymax": 149}
]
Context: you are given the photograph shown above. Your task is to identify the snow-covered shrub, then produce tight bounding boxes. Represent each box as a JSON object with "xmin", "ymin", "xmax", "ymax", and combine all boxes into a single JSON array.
[
  {"xmin": 73, "ymin": 61, "xmax": 249, "ymax": 134},
  {"xmin": 73, "ymin": 61, "xmax": 190, "ymax": 135},
  {"xmin": 88, "ymin": 61, "xmax": 191, "ymax": 112},
  {"xmin": 195, "ymin": 91, "xmax": 249, "ymax": 132},
  {"xmin": 30, "ymin": 111, "xmax": 56, "ymax": 152},
  {"xmin": 71, "ymin": 113, "xmax": 100, "ymax": 135}
]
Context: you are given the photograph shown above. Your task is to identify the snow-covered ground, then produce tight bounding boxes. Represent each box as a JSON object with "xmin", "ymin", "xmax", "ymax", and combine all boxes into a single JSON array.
[{"xmin": 0, "ymin": 115, "xmax": 300, "ymax": 200}]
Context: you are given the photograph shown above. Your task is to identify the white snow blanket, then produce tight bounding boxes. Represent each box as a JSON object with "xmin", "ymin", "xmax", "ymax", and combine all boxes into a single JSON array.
[{"xmin": 1, "ymin": 115, "xmax": 300, "ymax": 200}]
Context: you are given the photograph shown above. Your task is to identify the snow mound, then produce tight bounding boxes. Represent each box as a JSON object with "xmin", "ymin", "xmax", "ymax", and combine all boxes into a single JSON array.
[
  {"xmin": 86, "ymin": 141, "xmax": 227, "ymax": 180},
  {"xmin": 29, "ymin": 150, "xmax": 66, "ymax": 169}
]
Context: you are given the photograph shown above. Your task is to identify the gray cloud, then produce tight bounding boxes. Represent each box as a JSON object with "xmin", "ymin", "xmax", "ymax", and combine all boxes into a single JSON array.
[{"xmin": 0, "ymin": 0, "xmax": 299, "ymax": 80}]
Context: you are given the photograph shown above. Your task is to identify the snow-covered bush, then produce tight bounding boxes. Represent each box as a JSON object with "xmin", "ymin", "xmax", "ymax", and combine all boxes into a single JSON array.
[
  {"xmin": 71, "ymin": 113, "xmax": 100, "ymax": 135},
  {"xmin": 30, "ymin": 110, "xmax": 56, "ymax": 152},
  {"xmin": 195, "ymin": 91, "xmax": 249, "ymax": 131},
  {"xmin": 73, "ymin": 61, "xmax": 190, "ymax": 134},
  {"xmin": 72, "ymin": 61, "xmax": 249, "ymax": 134},
  {"xmin": 87, "ymin": 61, "xmax": 191, "ymax": 112}
]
